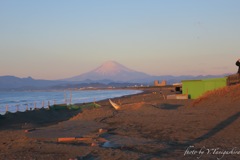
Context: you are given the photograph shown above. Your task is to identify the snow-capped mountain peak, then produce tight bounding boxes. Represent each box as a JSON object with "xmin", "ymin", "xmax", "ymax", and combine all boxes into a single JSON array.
[
  {"xmin": 65, "ymin": 61, "xmax": 150, "ymax": 82},
  {"xmin": 93, "ymin": 61, "xmax": 133, "ymax": 75}
]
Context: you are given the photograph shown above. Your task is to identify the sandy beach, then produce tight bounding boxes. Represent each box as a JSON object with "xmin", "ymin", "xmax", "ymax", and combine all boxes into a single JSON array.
[{"xmin": 0, "ymin": 85, "xmax": 240, "ymax": 160}]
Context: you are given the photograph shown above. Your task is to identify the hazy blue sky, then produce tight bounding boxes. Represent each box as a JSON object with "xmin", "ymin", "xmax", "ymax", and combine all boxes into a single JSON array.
[{"xmin": 0, "ymin": 0, "xmax": 239, "ymax": 79}]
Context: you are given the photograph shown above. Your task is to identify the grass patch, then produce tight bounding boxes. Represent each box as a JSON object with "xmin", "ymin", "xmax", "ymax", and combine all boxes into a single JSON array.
[{"xmin": 50, "ymin": 103, "xmax": 101, "ymax": 111}]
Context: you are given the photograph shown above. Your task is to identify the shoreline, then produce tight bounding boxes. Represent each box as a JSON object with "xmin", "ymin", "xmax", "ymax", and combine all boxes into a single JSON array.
[
  {"xmin": 1, "ymin": 86, "xmax": 240, "ymax": 159},
  {"xmin": 0, "ymin": 89, "xmax": 144, "ymax": 115}
]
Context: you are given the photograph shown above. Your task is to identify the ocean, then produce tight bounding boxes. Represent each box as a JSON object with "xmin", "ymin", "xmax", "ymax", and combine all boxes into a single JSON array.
[{"xmin": 0, "ymin": 89, "xmax": 142, "ymax": 115}]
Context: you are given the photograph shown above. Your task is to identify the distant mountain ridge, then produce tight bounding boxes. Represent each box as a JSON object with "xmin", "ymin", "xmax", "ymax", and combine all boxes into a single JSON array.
[
  {"xmin": 0, "ymin": 61, "xmax": 231, "ymax": 91},
  {"xmin": 0, "ymin": 76, "xmax": 65, "ymax": 91},
  {"xmin": 0, "ymin": 75, "xmax": 142, "ymax": 91}
]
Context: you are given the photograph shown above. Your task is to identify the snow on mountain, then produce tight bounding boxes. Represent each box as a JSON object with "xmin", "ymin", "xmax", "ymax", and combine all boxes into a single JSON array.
[
  {"xmin": 93, "ymin": 61, "xmax": 134, "ymax": 75},
  {"xmin": 65, "ymin": 61, "xmax": 151, "ymax": 82}
]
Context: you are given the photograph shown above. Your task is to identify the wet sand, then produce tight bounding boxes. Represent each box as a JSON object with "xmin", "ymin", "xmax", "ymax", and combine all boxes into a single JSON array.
[{"xmin": 0, "ymin": 86, "xmax": 240, "ymax": 160}]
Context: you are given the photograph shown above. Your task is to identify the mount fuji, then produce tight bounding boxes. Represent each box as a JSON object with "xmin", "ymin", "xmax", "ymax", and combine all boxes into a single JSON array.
[
  {"xmin": 64, "ymin": 61, "xmax": 229, "ymax": 84},
  {"xmin": 65, "ymin": 61, "xmax": 151, "ymax": 82},
  {"xmin": 0, "ymin": 61, "xmax": 229, "ymax": 91}
]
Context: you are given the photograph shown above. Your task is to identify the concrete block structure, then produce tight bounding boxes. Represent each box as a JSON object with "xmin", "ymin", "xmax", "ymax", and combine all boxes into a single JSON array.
[{"xmin": 154, "ymin": 80, "xmax": 167, "ymax": 87}]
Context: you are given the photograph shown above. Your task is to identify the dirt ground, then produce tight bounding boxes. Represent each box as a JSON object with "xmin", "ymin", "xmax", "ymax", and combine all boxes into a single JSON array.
[{"xmin": 0, "ymin": 85, "xmax": 240, "ymax": 160}]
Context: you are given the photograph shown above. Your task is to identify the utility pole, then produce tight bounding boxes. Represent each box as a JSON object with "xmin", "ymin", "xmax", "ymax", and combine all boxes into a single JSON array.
[
  {"xmin": 64, "ymin": 91, "xmax": 67, "ymax": 104},
  {"xmin": 70, "ymin": 90, "xmax": 72, "ymax": 105}
]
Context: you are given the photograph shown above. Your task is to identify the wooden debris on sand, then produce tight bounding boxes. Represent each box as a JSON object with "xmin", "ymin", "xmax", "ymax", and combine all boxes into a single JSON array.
[
  {"xmin": 24, "ymin": 128, "xmax": 36, "ymax": 133},
  {"xmin": 99, "ymin": 128, "xmax": 108, "ymax": 134},
  {"xmin": 57, "ymin": 128, "xmax": 108, "ymax": 145},
  {"xmin": 57, "ymin": 137, "xmax": 93, "ymax": 143},
  {"xmin": 109, "ymin": 99, "xmax": 121, "ymax": 110}
]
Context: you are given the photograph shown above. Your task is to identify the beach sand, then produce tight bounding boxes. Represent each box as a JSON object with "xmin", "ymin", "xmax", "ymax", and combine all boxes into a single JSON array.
[{"xmin": 0, "ymin": 86, "xmax": 240, "ymax": 160}]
